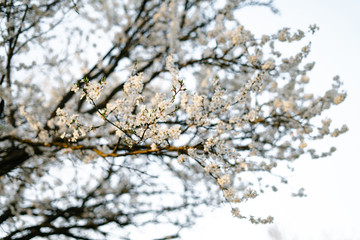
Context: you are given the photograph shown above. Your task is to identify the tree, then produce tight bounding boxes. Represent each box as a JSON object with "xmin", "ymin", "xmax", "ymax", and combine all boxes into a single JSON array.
[{"xmin": 0, "ymin": 0, "xmax": 347, "ymax": 239}]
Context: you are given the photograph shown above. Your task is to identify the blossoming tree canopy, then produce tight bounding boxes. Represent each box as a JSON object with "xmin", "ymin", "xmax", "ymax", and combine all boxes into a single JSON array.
[{"xmin": 0, "ymin": 0, "xmax": 347, "ymax": 239}]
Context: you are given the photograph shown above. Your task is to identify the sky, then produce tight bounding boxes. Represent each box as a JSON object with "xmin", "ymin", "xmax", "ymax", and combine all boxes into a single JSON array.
[{"xmin": 182, "ymin": 1, "xmax": 360, "ymax": 239}]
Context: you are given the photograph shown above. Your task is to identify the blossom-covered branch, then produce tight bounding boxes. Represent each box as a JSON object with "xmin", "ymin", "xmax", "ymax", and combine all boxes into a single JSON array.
[{"xmin": 0, "ymin": 0, "xmax": 347, "ymax": 239}]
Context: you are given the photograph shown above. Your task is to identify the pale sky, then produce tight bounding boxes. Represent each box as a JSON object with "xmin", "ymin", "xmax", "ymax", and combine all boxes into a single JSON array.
[{"xmin": 182, "ymin": 1, "xmax": 360, "ymax": 239}]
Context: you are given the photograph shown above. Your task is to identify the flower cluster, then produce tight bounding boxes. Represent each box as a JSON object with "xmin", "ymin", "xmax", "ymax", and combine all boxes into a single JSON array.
[
  {"xmin": 72, "ymin": 77, "xmax": 107, "ymax": 103},
  {"xmin": 56, "ymin": 108, "xmax": 89, "ymax": 142},
  {"xmin": 57, "ymin": 56, "xmax": 186, "ymax": 149}
]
